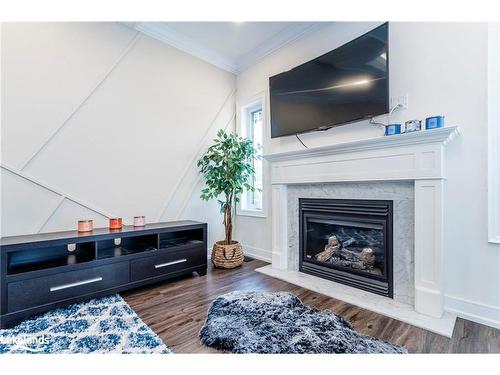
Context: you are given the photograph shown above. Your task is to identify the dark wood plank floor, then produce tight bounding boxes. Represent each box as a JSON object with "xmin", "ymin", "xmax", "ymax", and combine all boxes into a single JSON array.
[{"xmin": 122, "ymin": 260, "xmax": 500, "ymax": 353}]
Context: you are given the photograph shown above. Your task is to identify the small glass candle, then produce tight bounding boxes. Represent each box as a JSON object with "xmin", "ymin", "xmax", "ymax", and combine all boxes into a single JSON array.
[
  {"xmin": 109, "ymin": 218, "xmax": 122, "ymax": 229},
  {"xmin": 78, "ymin": 220, "xmax": 93, "ymax": 232},
  {"xmin": 133, "ymin": 216, "xmax": 146, "ymax": 227}
]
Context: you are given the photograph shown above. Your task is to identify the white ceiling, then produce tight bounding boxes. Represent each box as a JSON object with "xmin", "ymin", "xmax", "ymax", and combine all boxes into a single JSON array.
[{"xmin": 125, "ymin": 22, "xmax": 328, "ymax": 74}]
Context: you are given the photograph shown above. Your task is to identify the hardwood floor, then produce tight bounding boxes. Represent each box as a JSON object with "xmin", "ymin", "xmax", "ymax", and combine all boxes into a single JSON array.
[{"xmin": 122, "ymin": 259, "xmax": 500, "ymax": 354}]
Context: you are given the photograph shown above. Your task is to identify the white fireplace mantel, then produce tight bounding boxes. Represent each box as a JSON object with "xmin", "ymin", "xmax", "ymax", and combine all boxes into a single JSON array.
[
  {"xmin": 263, "ymin": 127, "xmax": 460, "ymax": 324},
  {"xmin": 265, "ymin": 126, "xmax": 459, "ymax": 185}
]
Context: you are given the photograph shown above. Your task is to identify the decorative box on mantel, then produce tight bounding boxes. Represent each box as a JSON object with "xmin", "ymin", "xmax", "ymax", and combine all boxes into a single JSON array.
[{"xmin": 260, "ymin": 127, "xmax": 460, "ymax": 335}]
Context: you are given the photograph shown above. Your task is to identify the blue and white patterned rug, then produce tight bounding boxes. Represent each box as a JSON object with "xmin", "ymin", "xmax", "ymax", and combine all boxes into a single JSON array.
[{"xmin": 0, "ymin": 294, "xmax": 171, "ymax": 354}]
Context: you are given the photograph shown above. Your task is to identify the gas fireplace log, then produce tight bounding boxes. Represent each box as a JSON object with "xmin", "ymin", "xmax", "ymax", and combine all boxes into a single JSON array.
[
  {"xmin": 314, "ymin": 235, "xmax": 375, "ymax": 269},
  {"xmin": 329, "ymin": 258, "xmax": 370, "ymax": 271},
  {"xmin": 329, "ymin": 247, "xmax": 376, "ymax": 270},
  {"xmin": 315, "ymin": 244, "xmax": 340, "ymax": 262},
  {"xmin": 359, "ymin": 247, "xmax": 375, "ymax": 269},
  {"xmin": 334, "ymin": 248, "xmax": 361, "ymax": 262},
  {"xmin": 327, "ymin": 235, "xmax": 340, "ymax": 247},
  {"xmin": 315, "ymin": 235, "xmax": 340, "ymax": 262}
]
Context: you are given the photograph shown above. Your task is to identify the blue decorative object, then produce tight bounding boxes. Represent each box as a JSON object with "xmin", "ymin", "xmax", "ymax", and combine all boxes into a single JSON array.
[
  {"xmin": 425, "ymin": 116, "xmax": 445, "ymax": 129},
  {"xmin": 0, "ymin": 294, "xmax": 171, "ymax": 354},
  {"xmin": 385, "ymin": 124, "xmax": 401, "ymax": 136},
  {"xmin": 200, "ymin": 291, "xmax": 407, "ymax": 354}
]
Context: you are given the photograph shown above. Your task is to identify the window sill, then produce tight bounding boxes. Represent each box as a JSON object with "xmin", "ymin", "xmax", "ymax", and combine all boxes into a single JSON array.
[{"xmin": 236, "ymin": 209, "xmax": 267, "ymax": 219}]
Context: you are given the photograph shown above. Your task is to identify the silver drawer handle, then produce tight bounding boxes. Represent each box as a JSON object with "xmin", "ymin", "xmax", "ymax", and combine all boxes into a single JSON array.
[
  {"xmin": 50, "ymin": 277, "xmax": 103, "ymax": 292},
  {"xmin": 154, "ymin": 259, "xmax": 187, "ymax": 269}
]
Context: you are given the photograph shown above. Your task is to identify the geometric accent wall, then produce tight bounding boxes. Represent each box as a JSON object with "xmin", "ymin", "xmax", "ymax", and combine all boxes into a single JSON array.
[{"xmin": 1, "ymin": 22, "xmax": 235, "ymax": 247}]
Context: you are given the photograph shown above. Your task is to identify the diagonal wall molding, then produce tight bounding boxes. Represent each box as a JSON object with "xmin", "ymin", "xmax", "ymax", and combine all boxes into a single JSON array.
[
  {"xmin": 2, "ymin": 23, "xmax": 237, "ymax": 238},
  {"xmin": 1, "ymin": 164, "xmax": 113, "ymax": 232},
  {"xmin": 157, "ymin": 89, "xmax": 236, "ymax": 221},
  {"xmin": 34, "ymin": 196, "xmax": 66, "ymax": 233},
  {"xmin": 174, "ymin": 112, "xmax": 236, "ymax": 221},
  {"xmin": 20, "ymin": 31, "xmax": 142, "ymax": 171}
]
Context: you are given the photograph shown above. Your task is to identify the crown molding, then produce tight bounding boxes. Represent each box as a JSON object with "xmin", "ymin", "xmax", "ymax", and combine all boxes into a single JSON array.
[
  {"xmin": 236, "ymin": 22, "xmax": 329, "ymax": 73},
  {"xmin": 123, "ymin": 22, "xmax": 330, "ymax": 75},
  {"xmin": 132, "ymin": 22, "xmax": 239, "ymax": 74}
]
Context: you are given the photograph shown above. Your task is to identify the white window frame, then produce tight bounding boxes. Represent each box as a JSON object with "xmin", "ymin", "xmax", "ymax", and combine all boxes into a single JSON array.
[
  {"xmin": 488, "ymin": 23, "xmax": 500, "ymax": 244},
  {"xmin": 236, "ymin": 93, "xmax": 267, "ymax": 218}
]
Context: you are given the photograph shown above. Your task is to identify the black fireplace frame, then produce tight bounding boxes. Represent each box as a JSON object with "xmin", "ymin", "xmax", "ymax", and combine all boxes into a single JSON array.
[{"xmin": 299, "ymin": 198, "xmax": 393, "ymax": 298}]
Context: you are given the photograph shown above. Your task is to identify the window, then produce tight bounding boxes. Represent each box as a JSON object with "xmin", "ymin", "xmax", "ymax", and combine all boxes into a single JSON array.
[{"xmin": 238, "ymin": 97, "xmax": 265, "ymax": 217}]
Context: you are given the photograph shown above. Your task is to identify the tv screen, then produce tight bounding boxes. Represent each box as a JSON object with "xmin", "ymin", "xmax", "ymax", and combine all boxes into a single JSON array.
[{"xmin": 269, "ymin": 23, "xmax": 389, "ymax": 138}]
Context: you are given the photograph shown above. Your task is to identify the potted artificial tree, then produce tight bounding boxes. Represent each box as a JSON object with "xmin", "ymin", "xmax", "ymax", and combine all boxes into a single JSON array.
[{"xmin": 198, "ymin": 129, "xmax": 259, "ymax": 269}]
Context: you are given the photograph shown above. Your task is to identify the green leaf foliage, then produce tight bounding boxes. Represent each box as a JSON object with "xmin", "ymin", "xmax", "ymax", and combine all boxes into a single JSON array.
[{"xmin": 197, "ymin": 129, "xmax": 260, "ymax": 243}]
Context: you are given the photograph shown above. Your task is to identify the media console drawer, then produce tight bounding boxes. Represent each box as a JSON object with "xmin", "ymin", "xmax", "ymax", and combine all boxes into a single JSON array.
[
  {"xmin": 7, "ymin": 262, "xmax": 129, "ymax": 313},
  {"xmin": 130, "ymin": 247, "xmax": 205, "ymax": 281}
]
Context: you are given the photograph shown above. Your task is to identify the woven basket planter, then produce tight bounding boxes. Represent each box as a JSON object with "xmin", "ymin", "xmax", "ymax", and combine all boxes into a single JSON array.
[{"xmin": 211, "ymin": 241, "xmax": 244, "ymax": 269}]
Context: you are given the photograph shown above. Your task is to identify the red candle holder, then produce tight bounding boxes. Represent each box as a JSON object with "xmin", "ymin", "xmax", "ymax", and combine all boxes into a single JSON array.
[{"xmin": 109, "ymin": 218, "xmax": 123, "ymax": 230}]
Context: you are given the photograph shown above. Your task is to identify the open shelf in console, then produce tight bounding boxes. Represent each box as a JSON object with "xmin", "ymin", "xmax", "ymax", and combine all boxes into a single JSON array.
[
  {"xmin": 159, "ymin": 228, "xmax": 204, "ymax": 249},
  {"xmin": 7, "ymin": 242, "xmax": 96, "ymax": 275},
  {"xmin": 96, "ymin": 234, "xmax": 158, "ymax": 260}
]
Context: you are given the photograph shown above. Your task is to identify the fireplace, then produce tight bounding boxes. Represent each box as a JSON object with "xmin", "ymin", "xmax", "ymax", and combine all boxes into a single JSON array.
[{"xmin": 299, "ymin": 198, "xmax": 393, "ymax": 298}]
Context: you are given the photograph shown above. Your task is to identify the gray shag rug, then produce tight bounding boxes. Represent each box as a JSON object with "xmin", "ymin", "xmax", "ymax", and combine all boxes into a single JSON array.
[{"xmin": 199, "ymin": 291, "xmax": 407, "ymax": 354}]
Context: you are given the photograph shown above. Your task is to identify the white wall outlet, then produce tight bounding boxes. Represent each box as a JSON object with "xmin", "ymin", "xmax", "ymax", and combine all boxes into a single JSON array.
[{"xmin": 390, "ymin": 94, "xmax": 408, "ymax": 110}]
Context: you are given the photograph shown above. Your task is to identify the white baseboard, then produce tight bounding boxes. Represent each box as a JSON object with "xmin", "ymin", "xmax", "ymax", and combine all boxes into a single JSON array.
[
  {"xmin": 241, "ymin": 244, "xmax": 272, "ymax": 263},
  {"xmin": 444, "ymin": 294, "xmax": 500, "ymax": 329},
  {"xmin": 206, "ymin": 245, "xmax": 272, "ymax": 263}
]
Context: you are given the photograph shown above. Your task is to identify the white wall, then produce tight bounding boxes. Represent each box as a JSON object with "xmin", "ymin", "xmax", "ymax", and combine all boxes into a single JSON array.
[
  {"xmin": 234, "ymin": 22, "xmax": 500, "ymax": 328},
  {"xmin": 1, "ymin": 22, "xmax": 236, "ymax": 247},
  {"xmin": 1, "ymin": 21, "xmax": 498, "ymax": 329}
]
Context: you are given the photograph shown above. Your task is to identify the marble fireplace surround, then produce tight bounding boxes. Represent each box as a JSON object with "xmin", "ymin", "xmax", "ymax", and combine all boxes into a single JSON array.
[
  {"xmin": 287, "ymin": 182, "xmax": 415, "ymax": 304},
  {"xmin": 257, "ymin": 127, "xmax": 460, "ymax": 337}
]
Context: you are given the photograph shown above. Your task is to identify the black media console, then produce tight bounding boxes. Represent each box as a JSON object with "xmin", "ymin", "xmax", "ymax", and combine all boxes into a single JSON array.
[{"xmin": 0, "ymin": 221, "xmax": 207, "ymax": 328}]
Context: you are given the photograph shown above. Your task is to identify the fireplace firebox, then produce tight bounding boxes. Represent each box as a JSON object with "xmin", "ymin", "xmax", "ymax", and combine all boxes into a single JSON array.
[{"xmin": 299, "ymin": 198, "xmax": 393, "ymax": 298}]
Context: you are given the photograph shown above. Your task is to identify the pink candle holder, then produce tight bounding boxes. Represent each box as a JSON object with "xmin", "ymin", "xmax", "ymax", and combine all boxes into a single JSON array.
[
  {"xmin": 133, "ymin": 216, "xmax": 145, "ymax": 227},
  {"xmin": 77, "ymin": 220, "xmax": 93, "ymax": 232}
]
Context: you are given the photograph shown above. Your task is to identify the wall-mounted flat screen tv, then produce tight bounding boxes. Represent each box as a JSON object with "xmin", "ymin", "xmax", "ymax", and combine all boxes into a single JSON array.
[{"xmin": 269, "ymin": 23, "xmax": 389, "ymax": 138}]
